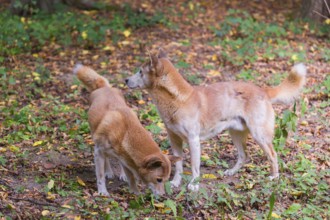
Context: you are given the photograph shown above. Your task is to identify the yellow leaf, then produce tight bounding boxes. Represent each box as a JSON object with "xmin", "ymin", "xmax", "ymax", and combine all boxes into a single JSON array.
[
  {"xmin": 211, "ymin": 54, "xmax": 217, "ymax": 61},
  {"xmin": 41, "ymin": 210, "xmax": 50, "ymax": 216},
  {"xmin": 74, "ymin": 216, "xmax": 81, "ymax": 220},
  {"xmin": 32, "ymin": 53, "xmax": 39, "ymax": 58},
  {"xmin": 189, "ymin": 2, "xmax": 194, "ymax": 10},
  {"xmin": 77, "ymin": 176, "xmax": 86, "ymax": 186},
  {"xmin": 208, "ymin": 70, "xmax": 221, "ymax": 77},
  {"xmin": 271, "ymin": 212, "xmax": 281, "ymax": 218},
  {"xmin": 201, "ymin": 154, "xmax": 210, "ymax": 161},
  {"xmin": 137, "ymin": 100, "xmax": 145, "ymax": 105},
  {"xmin": 123, "ymin": 30, "xmax": 131, "ymax": 37},
  {"xmin": 92, "ymin": 55, "xmax": 99, "ymax": 60},
  {"xmin": 90, "ymin": 212, "xmax": 98, "ymax": 215},
  {"xmin": 20, "ymin": 17, "xmax": 26, "ymax": 23},
  {"xmin": 33, "ymin": 140, "xmax": 44, "ymax": 147},
  {"xmin": 101, "ymin": 62, "xmax": 107, "ymax": 68},
  {"xmin": 48, "ymin": 180, "xmax": 54, "ymax": 190},
  {"xmin": 32, "ymin": 72, "xmax": 40, "ymax": 77},
  {"xmin": 81, "ymin": 31, "xmax": 88, "ymax": 40},
  {"xmin": 183, "ymin": 171, "xmax": 192, "ymax": 175},
  {"xmin": 157, "ymin": 122, "xmax": 165, "ymax": 129},
  {"xmin": 153, "ymin": 203, "xmax": 165, "ymax": 208},
  {"xmin": 47, "ymin": 192, "xmax": 56, "ymax": 200},
  {"xmin": 61, "ymin": 205, "xmax": 72, "ymax": 209},
  {"xmin": 325, "ymin": 19, "xmax": 330, "ymax": 25},
  {"xmin": 291, "ymin": 54, "xmax": 298, "ymax": 61},
  {"xmin": 290, "ymin": 190, "xmax": 303, "ymax": 196},
  {"xmin": 0, "ymin": 147, "xmax": 6, "ymax": 153},
  {"xmin": 300, "ymin": 120, "xmax": 308, "ymax": 126},
  {"xmin": 82, "ymin": 50, "xmax": 89, "ymax": 55},
  {"xmin": 9, "ymin": 146, "xmax": 20, "ymax": 153},
  {"xmin": 103, "ymin": 45, "xmax": 115, "ymax": 51},
  {"xmin": 202, "ymin": 174, "xmax": 217, "ymax": 179},
  {"xmin": 71, "ymin": 85, "xmax": 78, "ymax": 90}
]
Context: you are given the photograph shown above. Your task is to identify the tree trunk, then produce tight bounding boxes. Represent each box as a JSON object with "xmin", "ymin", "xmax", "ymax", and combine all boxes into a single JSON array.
[{"xmin": 301, "ymin": 0, "xmax": 330, "ymax": 22}]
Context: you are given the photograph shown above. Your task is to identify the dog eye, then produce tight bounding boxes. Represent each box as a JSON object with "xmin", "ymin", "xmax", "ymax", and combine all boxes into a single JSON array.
[
  {"xmin": 139, "ymin": 70, "xmax": 143, "ymax": 76},
  {"xmin": 156, "ymin": 178, "xmax": 162, "ymax": 183}
]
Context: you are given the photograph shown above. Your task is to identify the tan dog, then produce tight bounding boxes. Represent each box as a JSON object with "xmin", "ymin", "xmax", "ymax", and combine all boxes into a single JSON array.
[
  {"xmin": 74, "ymin": 64, "xmax": 181, "ymax": 195},
  {"xmin": 125, "ymin": 49, "xmax": 307, "ymax": 191}
]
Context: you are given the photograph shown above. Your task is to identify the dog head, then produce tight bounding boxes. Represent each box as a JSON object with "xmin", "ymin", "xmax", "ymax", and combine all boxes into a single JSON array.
[
  {"xmin": 139, "ymin": 153, "xmax": 181, "ymax": 195},
  {"xmin": 125, "ymin": 48, "xmax": 169, "ymax": 89}
]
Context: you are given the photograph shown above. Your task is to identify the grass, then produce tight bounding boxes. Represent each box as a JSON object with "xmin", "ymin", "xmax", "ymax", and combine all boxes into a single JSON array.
[{"xmin": 0, "ymin": 2, "xmax": 329, "ymax": 219}]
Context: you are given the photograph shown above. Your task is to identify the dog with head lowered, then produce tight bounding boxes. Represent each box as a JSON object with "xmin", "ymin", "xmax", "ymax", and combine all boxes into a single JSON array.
[
  {"xmin": 125, "ymin": 49, "xmax": 307, "ymax": 191},
  {"xmin": 74, "ymin": 64, "xmax": 181, "ymax": 195}
]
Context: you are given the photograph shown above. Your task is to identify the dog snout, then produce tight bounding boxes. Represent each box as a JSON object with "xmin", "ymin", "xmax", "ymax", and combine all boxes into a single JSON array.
[{"xmin": 125, "ymin": 78, "xmax": 129, "ymax": 84}]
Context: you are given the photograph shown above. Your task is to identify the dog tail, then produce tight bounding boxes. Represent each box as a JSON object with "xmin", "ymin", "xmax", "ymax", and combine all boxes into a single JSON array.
[
  {"xmin": 265, "ymin": 63, "xmax": 307, "ymax": 104},
  {"xmin": 73, "ymin": 64, "xmax": 110, "ymax": 92}
]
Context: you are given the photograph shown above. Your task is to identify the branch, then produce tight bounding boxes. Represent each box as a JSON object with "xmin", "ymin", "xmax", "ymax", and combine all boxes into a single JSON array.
[
  {"xmin": 8, "ymin": 196, "xmax": 60, "ymax": 207},
  {"xmin": 313, "ymin": 10, "xmax": 329, "ymax": 19}
]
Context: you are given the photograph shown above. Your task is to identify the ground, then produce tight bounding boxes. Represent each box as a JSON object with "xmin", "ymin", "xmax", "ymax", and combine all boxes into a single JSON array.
[{"xmin": 0, "ymin": 0, "xmax": 329, "ymax": 219}]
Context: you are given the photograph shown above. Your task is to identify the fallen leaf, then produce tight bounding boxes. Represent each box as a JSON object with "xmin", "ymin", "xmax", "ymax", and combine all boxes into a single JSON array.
[
  {"xmin": 48, "ymin": 179, "xmax": 55, "ymax": 190},
  {"xmin": 77, "ymin": 176, "xmax": 86, "ymax": 187},
  {"xmin": 202, "ymin": 174, "xmax": 217, "ymax": 179},
  {"xmin": 41, "ymin": 210, "xmax": 50, "ymax": 216}
]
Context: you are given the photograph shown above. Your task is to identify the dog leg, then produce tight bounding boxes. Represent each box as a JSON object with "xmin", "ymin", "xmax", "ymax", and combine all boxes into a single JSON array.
[
  {"xmin": 119, "ymin": 163, "xmax": 128, "ymax": 182},
  {"xmin": 104, "ymin": 157, "xmax": 114, "ymax": 179},
  {"xmin": 224, "ymin": 130, "xmax": 249, "ymax": 176},
  {"xmin": 251, "ymin": 128, "xmax": 279, "ymax": 179},
  {"xmin": 122, "ymin": 165, "xmax": 139, "ymax": 194},
  {"xmin": 188, "ymin": 136, "xmax": 201, "ymax": 191},
  {"xmin": 94, "ymin": 145, "xmax": 109, "ymax": 196},
  {"xmin": 168, "ymin": 131, "xmax": 184, "ymax": 188}
]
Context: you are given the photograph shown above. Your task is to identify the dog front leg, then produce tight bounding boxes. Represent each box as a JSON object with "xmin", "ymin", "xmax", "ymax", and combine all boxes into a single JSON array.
[
  {"xmin": 168, "ymin": 132, "xmax": 184, "ymax": 188},
  {"xmin": 94, "ymin": 146, "xmax": 109, "ymax": 196},
  {"xmin": 188, "ymin": 136, "xmax": 201, "ymax": 191}
]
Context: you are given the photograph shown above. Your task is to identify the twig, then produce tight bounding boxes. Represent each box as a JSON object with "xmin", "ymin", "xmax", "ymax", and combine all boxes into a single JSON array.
[
  {"xmin": 313, "ymin": 10, "xmax": 329, "ymax": 19},
  {"xmin": 324, "ymin": 0, "xmax": 330, "ymax": 15},
  {"xmin": 7, "ymin": 196, "xmax": 60, "ymax": 207}
]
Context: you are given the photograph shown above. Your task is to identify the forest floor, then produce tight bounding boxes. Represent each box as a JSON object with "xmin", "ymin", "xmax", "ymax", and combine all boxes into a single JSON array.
[{"xmin": 0, "ymin": 0, "xmax": 329, "ymax": 219}]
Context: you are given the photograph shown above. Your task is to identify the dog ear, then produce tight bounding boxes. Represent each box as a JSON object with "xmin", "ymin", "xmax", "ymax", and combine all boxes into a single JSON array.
[
  {"xmin": 167, "ymin": 155, "xmax": 182, "ymax": 164},
  {"xmin": 157, "ymin": 48, "xmax": 167, "ymax": 59},
  {"xmin": 143, "ymin": 155, "xmax": 163, "ymax": 169}
]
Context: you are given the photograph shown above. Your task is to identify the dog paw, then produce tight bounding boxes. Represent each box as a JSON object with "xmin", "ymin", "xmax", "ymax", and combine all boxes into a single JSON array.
[
  {"xmin": 269, "ymin": 174, "xmax": 280, "ymax": 180},
  {"xmin": 105, "ymin": 172, "xmax": 114, "ymax": 179},
  {"xmin": 170, "ymin": 180, "xmax": 180, "ymax": 188},
  {"xmin": 119, "ymin": 173, "xmax": 128, "ymax": 182},
  {"xmin": 188, "ymin": 183, "xmax": 199, "ymax": 192},
  {"xmin": 224, "ymin": 169, "xmax": 237, "ymax": 176},
  {"xmin": 98, "ymin": 190, "xmax": 109, "ymax": 196}
]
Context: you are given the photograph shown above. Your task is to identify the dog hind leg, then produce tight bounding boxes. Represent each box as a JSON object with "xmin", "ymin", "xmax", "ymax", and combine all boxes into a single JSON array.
[
  {"xmin": 104, "ymin": 157, "xmax": 114, "ymax": 179},
  {"xmin": 118, "ymin": 163, "xmax": 128, "ymax": 182},
  {"xmin": 250, "ymin": 127, "xmax": 279, "ymax": 179},
  {"xmin": 94, "ymin": 145, "xmax": 109, "ymax": 196},
  {"xmin": 224, "ymin": 129, "xmax": 250, "ymax": 176}
]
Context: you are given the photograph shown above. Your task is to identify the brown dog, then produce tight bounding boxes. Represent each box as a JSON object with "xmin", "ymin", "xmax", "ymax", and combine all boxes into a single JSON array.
[
  {"xmin": 125, "ymin": 49, "xmax": 307, "ymax": 191},
  {"xmin": 74, "ymin": 64, "xmax": 181, "ymax": 195}
]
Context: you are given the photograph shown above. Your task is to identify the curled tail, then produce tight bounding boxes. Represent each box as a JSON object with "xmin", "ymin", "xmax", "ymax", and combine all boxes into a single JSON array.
[
  {"xmin": 73, "ymin": 64, "xmax": 110, "ymax": 92},
  {"xmin": 265, "ymin": 63, "xmax": 307, "ymax": 104}
]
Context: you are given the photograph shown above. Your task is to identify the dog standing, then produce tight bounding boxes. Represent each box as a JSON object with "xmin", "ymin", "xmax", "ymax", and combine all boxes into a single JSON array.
[
  {"xmin": 74, "ymin": 64, "xmax": 181, "ymax": 195},
  {"xmin": 125, "ymin": 49, "xmax": 307, "ymax": 191}
]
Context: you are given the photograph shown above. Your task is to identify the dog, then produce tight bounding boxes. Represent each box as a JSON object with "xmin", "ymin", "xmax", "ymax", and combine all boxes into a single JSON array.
[
  {"xmin": 125, "ymin": 48, "xmax": 307, "ymax": 191},
  {"xmin": 74, "ymin": 64, "xmax": 181, "ymax": 195}
]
